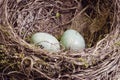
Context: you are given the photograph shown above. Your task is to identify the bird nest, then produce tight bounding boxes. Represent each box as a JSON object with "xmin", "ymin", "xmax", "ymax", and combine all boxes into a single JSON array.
[{"xmin": 0, "ymin": 0, "xmax": 120, "ymax": 80}]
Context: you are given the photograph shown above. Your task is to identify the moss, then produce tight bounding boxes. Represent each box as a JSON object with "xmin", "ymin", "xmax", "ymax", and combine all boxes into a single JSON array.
[
  {"xmin": 0, "ymin": 25, "xmax": 11, "ymax": 37},
  {"xmin": 115, "ymin": 41, "xmax": 120, "ymax": 46},
  {"xmin": 25, "ymin": 35, "xmax": 32, "ymax": 43},
  {"xmin": 56, "ymin": 12, "xmax": 61, "ymax": 18},
  {"xmin": 78, "ymin": 58, "xmax": 89, "ymax": 68}
]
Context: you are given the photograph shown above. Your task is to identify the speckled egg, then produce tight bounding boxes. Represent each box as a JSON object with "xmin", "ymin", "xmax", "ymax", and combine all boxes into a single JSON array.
[{"xmin": 32, "ymin": 32, "xmax": 60, "ymax": 52}]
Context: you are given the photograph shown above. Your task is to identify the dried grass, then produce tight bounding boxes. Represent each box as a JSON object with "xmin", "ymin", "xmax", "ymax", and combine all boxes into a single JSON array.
[{"xmin": 0, "ymin": 0, "xmax": 120, "ymax": 80}]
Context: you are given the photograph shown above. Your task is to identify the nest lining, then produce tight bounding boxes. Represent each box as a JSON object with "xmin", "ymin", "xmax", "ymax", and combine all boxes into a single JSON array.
[{"xmin": 0, "ymin": 0, "xmax": 120, "ymax": 80}]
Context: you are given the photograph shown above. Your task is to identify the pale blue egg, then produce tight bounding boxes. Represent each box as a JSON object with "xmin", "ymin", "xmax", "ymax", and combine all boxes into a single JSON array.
[
  {"xmin": 60, "ymin": 29, "xmax": 85, "ymax": 51},
  {"xmin": 32, "ymin": 32, "xmax": 60, "ymax": 52}
]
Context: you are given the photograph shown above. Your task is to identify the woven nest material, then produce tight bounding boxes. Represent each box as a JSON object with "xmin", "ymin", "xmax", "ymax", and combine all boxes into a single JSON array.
[{"xmin": 0, "ymin": 0, "xmax": 120, "ymax": 80}]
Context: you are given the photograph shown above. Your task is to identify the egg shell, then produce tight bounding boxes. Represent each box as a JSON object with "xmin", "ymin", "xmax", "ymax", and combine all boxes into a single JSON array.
[
  {"xmin": 32, "ymin": 32, "xmax": 60, "ymax": 52},
  {"xmin": 60, "ymin": 29, "xmax": 85, "ymax": 51}
]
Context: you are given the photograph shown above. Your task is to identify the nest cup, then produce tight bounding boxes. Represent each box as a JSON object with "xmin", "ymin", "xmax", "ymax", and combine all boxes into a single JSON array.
[{"xmin": 0, "ymin": 0, "xmax": 120, "ymax": 80}]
